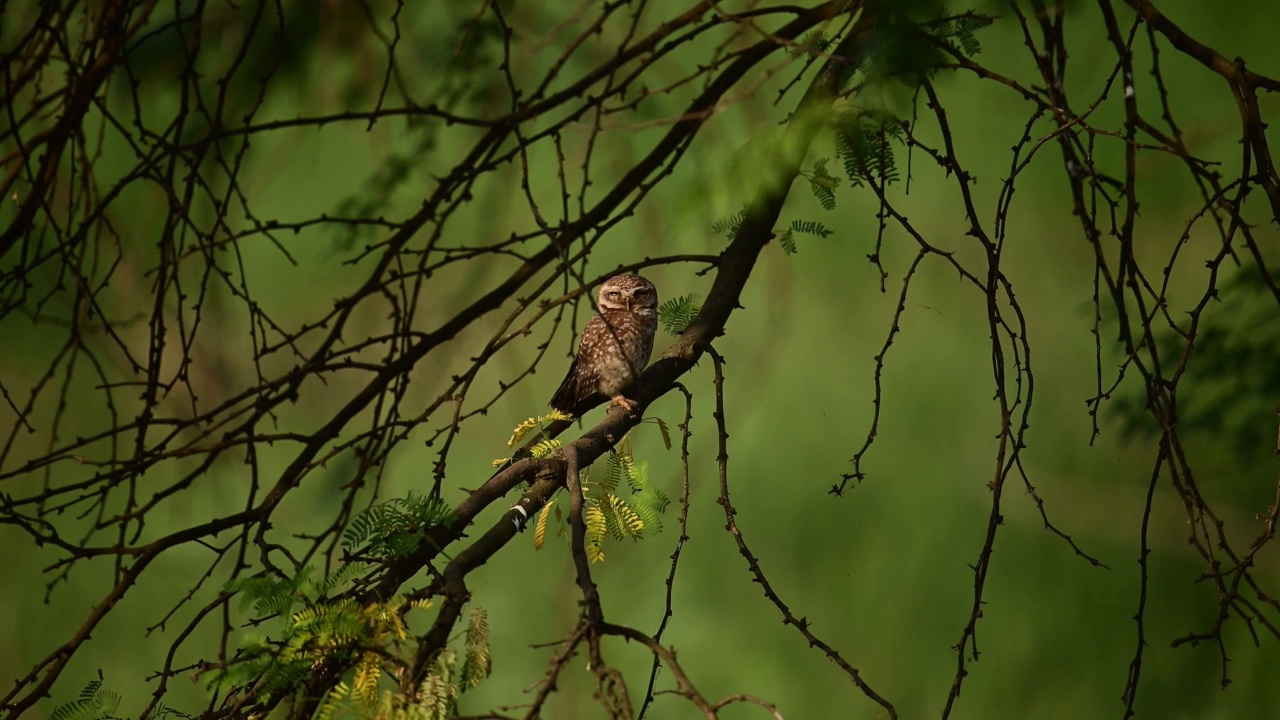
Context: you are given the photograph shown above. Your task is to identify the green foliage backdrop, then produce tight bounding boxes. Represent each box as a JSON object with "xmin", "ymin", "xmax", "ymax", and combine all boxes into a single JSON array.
[{"xmin": 2, "ymin": 0, "xmax": 1279, "ymax": 718}]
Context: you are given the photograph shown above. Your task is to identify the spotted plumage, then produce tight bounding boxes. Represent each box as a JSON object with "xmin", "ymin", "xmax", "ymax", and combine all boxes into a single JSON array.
[{"xmin": 550, "ymin": 274, "xmax": 658, "ymax": 415}]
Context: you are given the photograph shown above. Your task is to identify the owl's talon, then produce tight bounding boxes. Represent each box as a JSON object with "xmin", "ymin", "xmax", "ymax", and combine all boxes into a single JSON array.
[{"xmin": 609, "ymin": 395, "xmax": 640, "ymax": 415}]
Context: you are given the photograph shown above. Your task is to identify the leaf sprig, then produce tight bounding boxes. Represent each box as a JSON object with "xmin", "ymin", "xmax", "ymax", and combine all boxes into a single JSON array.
[{"xmin": 659, "ymin": 294, "xmax": 702, "ymax": 335}]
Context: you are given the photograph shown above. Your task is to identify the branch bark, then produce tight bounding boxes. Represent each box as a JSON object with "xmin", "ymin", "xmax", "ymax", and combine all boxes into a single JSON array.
[
  {"xmin": 279, "ymin": 6, "xmax": 883, "ymax": 718},
  {"xmin": 1122, "ymin": 0, "xmax": 1280, "ymax": 222}
]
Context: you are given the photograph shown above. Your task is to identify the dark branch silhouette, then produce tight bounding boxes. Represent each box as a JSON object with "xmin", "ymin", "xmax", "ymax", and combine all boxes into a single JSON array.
[{"xmin": 2, "ymin": 0, "xmax": 1279, "ymax": 718}]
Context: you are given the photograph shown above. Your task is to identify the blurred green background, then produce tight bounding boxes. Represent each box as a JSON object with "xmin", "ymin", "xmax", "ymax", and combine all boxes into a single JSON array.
[{"xmin": 2, "ymin": 0, "xmax": 1279, "ymax": 718}]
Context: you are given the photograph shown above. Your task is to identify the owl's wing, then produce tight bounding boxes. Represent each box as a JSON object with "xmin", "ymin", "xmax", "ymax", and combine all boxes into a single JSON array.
[
  {"xmin": 549, "ymin": 354, "xmax": 586, "ymax": 414},
  {"xmin": 549, "ymin": 316, "xmax": 603, "ymax": 414}
]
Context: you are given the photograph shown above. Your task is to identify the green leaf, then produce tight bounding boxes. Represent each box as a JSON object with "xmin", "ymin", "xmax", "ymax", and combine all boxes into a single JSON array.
[
  {"xmin": 78, "ymin": 675, "xmax": 103, "ymax": 705},
  {"xmin": 924, "ymin": 12, "xmax": 995, "ymax": 58},
  {"xmin": 316, "ymin": 560, "xmax": 368, "ymax": 598},
  {"xmin": 50, "ymin": 700, "xmax": 86, "ymax": 720},
  {"xmin": 601, "ymin": 451, "xmax": 623, "ymax": 493},
  {"xmin": 654, "ymin": 417, "xmax": 672, "ymax": 450},
  {"xmin": 533, "ymin": 500, "xmax": 554, "ymax": 550},
  {"xmin": 790, "ymin": 30, "xmax": 831, "ymax": 58},
  {"xmin": 629, "ymin": 486, "xmax": 670, "ymax": 535},
  {"xmin": 594, "ymin": 491, "xmax": 627, "ymax": 541},
  {"xmin": 461, "ymin": 607, "xmax": 492, "ymax": 690},
  {"xmin": 658, "ymin": 294, "xmax": 701, "ymax": 335},
  {"xmin": 809, "ymin": 178, "xmax": 837, "ymax": 210},
  {"xmin": 711, "ymin": 210, "xmax": 745, "ymax": 237},
  {"xmin": 342, "ymin": 491, "xmax": 453, "ymax": 560},
  {"xmin": 530, "ymin": 438, "xmax": 562, "ymax": 458},
  {"xmin": 807, "ymin": 157, "xmax": 839, "ymax": 210},
  {"xmin": 778, "ymin": 229, "xmax": 797, "ymax": 255},
  {"xmin": 835, "ymin": 112, "xmax": 903, "ymax": 188},
  {"xmin": 621, "ymin": 456, "xmax": 648, "ymax": 493},
  {"xmin": 92, "ymin": 690, "xmax": 121, "ymax": 716},
  {"xmin": 791, "ymin": 219, "xmax": 833, "ymax": 239}
]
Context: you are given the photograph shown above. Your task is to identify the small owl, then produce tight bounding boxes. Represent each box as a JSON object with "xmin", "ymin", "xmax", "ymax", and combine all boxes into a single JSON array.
[{"xmin": 550, "ymin": 274, "xmax": 658, "ymax": 415}]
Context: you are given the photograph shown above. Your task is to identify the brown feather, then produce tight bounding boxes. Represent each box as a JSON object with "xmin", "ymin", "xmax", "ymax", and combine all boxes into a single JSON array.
[
  {"xmin": 548, "ymin": 275, "xmax": 658, "ymax": 414},
  {"xmin": 550, "ymin": 354, "xmax": 587, "ymax": 413}
]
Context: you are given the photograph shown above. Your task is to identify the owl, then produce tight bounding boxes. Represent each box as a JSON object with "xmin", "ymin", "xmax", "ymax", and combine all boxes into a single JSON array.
[{"xmin": 550, "ymin": 274, "xmax": 659, "ymax": 415}]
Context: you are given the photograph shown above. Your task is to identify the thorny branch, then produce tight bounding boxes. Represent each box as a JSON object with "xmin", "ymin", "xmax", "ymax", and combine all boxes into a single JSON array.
[{"xmin": 709, "ymin": 348, "xmax": 897, "ymax": 718}]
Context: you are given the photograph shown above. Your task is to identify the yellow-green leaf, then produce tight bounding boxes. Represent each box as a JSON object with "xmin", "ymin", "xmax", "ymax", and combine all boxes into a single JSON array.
[
  {"xmin": 654, "ymin": 417, "xmax": 672, "ymax": 450},
  {"xmin": 530, "ymin": 438, "xmax": 562, "ymax": 458},
  {"xmin": 534, "ymin": 500, "xmax": 554, "ymax": 550},
  {"xmin": 544, "ymin": 408, "xmax": 573, "ymax": 423},
  {"xmin": 507, "ymin": 417, "xmax": 540, "ymax": 448}
]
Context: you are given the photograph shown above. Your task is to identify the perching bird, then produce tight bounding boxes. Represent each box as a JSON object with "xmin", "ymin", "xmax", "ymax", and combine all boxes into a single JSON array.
[{"xmin": 550, "ymin": 274, "xmax": 658, "ymax": 415}]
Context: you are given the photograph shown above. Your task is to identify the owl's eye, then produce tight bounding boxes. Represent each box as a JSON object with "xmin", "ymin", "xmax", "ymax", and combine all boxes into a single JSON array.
[{"xmin": 607, "ymin": 291, "xmax": 621, "ymax": 299}]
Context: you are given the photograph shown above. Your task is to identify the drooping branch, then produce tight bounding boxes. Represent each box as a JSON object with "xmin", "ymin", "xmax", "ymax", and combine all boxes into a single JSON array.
[
  {"xmin": 1121, "ymin": 0, "xmax": 1280, "ymax": 221},
  {"xmin": 275, "ymin": 8, "xmax": 887, "ymax": 717},
  {"xmin": 4, "ymin": 1, "xmax": 1280, "ymax": 718}
]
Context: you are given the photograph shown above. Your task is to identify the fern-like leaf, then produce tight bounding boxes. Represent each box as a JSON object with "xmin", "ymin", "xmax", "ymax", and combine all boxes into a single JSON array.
[
  {"xmin": 836, "ymin": 112, "xmax": 903, "ymax": 188},
  {"xmin": 534, "ymin": 500, "xmax": 554, "ymax": 550},
  {"xmin": 595, "ymin": 491, "xmax": 627, "ymax": 541},
  {"xmin": 343, "ymin": 492, "xmax": 453, "ymax": 560},
  {"xmin": 466, "ymin": 607, "xmax": 489, "ymax": 649},
  {"xmin": 653, "ymin": 417, "xmax": 672, "ymax": 450},
  {"xmin": 629, "ymin": 486, "xmax": 670, "ymax": 535},
  {"xmin": 316, "ymin": 682, "xmax": 350, "ymax": 720},
  {"xmin": 600, "ymin": 450, "xmax": 622, "ymax": 493},
  {"xmin": 610, "ymin": 495, "xmax": 646, "ymax": 539},
  {"xmin": 924, "ymin": 12, "xmax": 995, "ymax": 58},
  {"xmin": 461, "ymin": 607, "xmax": 492, "ymax": 690},
  {"xmin": 50, "ymin": 691, "xmax": 88, "ymax": 720},
  {"xmin": 353, "ymin": 652, "xmax": 382, "ymax": 705},
  {"xmin": 153, "ymin": 704, "xmax": 198, "ymax": 720},
  {"xmin": 836, "ymin": 129, "xmax": 860, "ymax": 187},
  {"xmin": 806, "ymin": 157, "xmax": 840, "ymax": 210},
  {"xmin": 778, "ymin": 228, "xmax": 797, "ymax": 255},
  {"xmin": 50, "ymin": 700, "xmax": 85, "ymax": 720},
  {"xmin": 584, "ymin": 505, "xmax": 608, "ymax": 563},
  {"xmin": 809, "ymin": 178, "xmax": 837, "ymax": 210},
  {"xmin": 507, "ymin": 417, "xmax": 541, "ymax": 447},
  {"xmin": 376, "ymin": 690, "xmax": 395, "ymax": 719},
  {"xmin": 420, "ymin": 650, "xmax": 459, "ymax": 720},
  {"xmin": 92, "ymin": 690, "xmax": 120, "ymax": 716},
  {"xmin": 507, "ymin": 410, "xmax": 573, "ymax": 448},
  {"xmin": 618, "ymin": 452, "xmax": 647, "ymax": 493},
  {"xmin": 462, "ymin": 647, "xmax": 491, "ymax": 691},
  {"xmin": 712, "ymin": 209, "xmax": 745, "ymax": 237},
  {"xmin": 316, "ymin": 561, "xmax": 367, "ymax": 598},
  {"xmin": 791, "ymin": 219, "xmax": 833, "ymax": 239},
  {"xmin": 791, "ymin": 29, "xmax": 831, "ymax": 58},
  {"xmin": 530, "ymin": 438, "xmax": 562, "ymax": 458},
  {"xmin": 78, "ymin": 676, "xmax": 103, "ymax": 705},
  {"xmin": 955, "ymin": 28, "xmax": 981, "ymax": 56},
  {"xmin": 227, "ymin": 572, "xmax": 304, "ymax": 618},
  {"xmin": 658, "ymin": 294, "xmax": 701, "ymax": 335},
  {"xmin": 401, "ymin": 491, "xmax": 454, "ymax": 527}
]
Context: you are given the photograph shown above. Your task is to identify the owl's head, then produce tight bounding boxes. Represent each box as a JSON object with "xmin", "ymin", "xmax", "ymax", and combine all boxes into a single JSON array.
[{"xmin": 597, "ymin": 274, "xmax": 658, "ymax": 316}]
